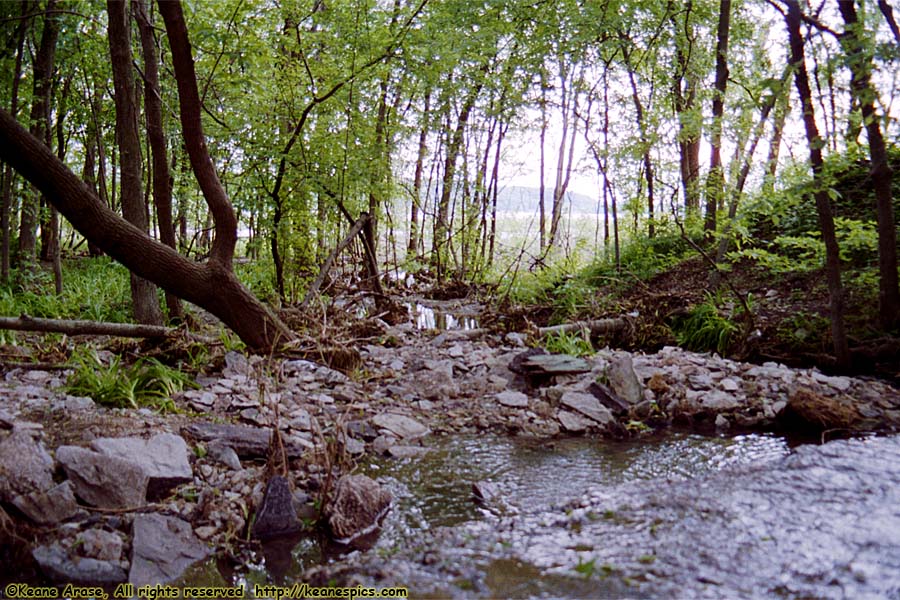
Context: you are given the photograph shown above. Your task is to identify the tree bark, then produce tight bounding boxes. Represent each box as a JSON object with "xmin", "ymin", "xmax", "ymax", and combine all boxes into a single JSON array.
[
  {"xmin": 19, "ymin": 0, "xmax": 59, "ymax": 266},
  {"xmin": 108, "ymin": 0, "xmax": 164, "ymax": 326},
  {"xmin": 1, "ymin": 0, "xmax": 27, "ymax": 281},
  {"xmin": 784, "ymin": 0, "xmax": 850, "ymax": 366},
  {"xmin": 0, "ymin": 106, "xmax": 293, "ymax": 352},
  {"xmin": 671, "ymin": 0, "xmax": 702, "ymax": 214},
  {"xmin": 628, "ymin": 69, "xmax": 655, "ymax": 238},
  {"xmin": 704, "ymin": 0, "xmax": 731, "ymax": 234},
  {"xmin": 408, "ymin": 92, "xmax": 430, "ymax": 256},
  {"xmin": 135, "ymin": 0, "xmax": 183, "ymax": 321},
  {"xmin": 839, "ymin": 0, "xmax": 900, "ymax": 330}
]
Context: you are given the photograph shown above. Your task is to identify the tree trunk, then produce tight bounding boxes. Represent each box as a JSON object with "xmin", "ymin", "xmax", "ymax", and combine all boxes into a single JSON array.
[
  {"xmin": 0, "ymin": 106, "xmax": 294, "ymax": 351},
  {"xmin": 19, "ymin": 0, "xmax": 59, "ymax": 266},
  {"xmin": 704, "ymin": 0, "xmax": 731, "ymax": 234},
  {"xmin": 408, "ymin": 92, "xmax": 430, "ymax": 256},
  {"xmin": 628, "ymin": 69, "xmax": 655, "ymax": 238},
  {"xmin": 1, "ymin": 0, "xmax": 27, "ymax": 282},
  {"xmin": 538, "ymin": 79, "xmax": 548, "ymax": 252},
  {"xmin": 135, "ymin": 0, "xmax": 183, "ymax": 321},
  {"xmin": 671, "ymin": 0, "xmax": 702, "ymax": 214},
  {"xmin": 878, "ymin": 0, "xmax": 900, "ymax": 45},
  {"xmin": 108, "ymin": 0, "xmax": 164, "ymax": 326},
  {"xmin": 839, "ymin": 0, "xmax": 900, "ymax": 330},
  {"xmin": 784, "ymin": 0, "xmax": 850, "ymax": 367}
]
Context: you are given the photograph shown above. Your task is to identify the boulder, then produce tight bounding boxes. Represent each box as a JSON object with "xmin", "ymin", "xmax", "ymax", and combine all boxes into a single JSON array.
[
  {"xmin": 91, "ymin": 433, "xmax": 192, "ymax": 497},
  {"xmin": 183, "ymin": 422, "xmax": 307, "ymax": 459},
  {"xmin": 557, "ymin": 410, "xmax": 595, "ymax": 433},
  {"xmin": 12, "ymin": 481, "xmax": 83, "ymax": 525},
  {"xmin": 327, "ymin": 475, "xmax": 392, "ymax": 545},
  {"xmin": 56, "ymin": 445, "xmax": 148, "ymax": 509},
  {"xmin": 79, "ymin": 528, "xmax": 124, "ymax": 562},
  {"xmin": 129, "ymin": 514, "xmax": 210, "ymax": 586},
  {"xmin": 33, "ymin": 543, "xmax": 127, "ymax": 585},
  {"xmin": 0, "ymin": 429, "xmax": 55, "ymax": 501}
]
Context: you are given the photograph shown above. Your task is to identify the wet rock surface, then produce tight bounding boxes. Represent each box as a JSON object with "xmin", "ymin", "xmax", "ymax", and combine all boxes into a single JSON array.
[
  {"xmin": 129, "ymin": 514, "xmax": 209, "ymax": 586},
  {"xmin": 1, "ymin": 316, "xmax": 899, "ymax": 591}
]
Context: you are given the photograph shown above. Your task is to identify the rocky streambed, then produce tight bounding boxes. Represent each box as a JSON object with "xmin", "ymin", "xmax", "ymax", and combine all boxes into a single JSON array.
[{"xmin": 1, "ymin": 318, "xmax": 899, "ymax": 593}]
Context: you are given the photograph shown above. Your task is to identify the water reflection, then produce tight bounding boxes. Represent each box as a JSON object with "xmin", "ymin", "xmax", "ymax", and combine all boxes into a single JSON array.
[{"xmin": 408, "ymin": 302, "xmax": 480, "ymax": 331}]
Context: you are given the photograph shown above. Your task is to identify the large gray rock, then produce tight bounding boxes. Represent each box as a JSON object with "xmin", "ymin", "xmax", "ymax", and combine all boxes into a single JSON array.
[
  {"xmin": 327, "ymin": 475, "xmax": 392, "ymax": 544},
  {"xmin": 129, "ymin": 513, "xmax": 210, "ymax": 586},
  {"xmin": 560, "ymin": 391, "xmax": 615, "ymax": 425},
  {"xmin": 56, "ymin": 445, "xmax": 148, "ymax": 509},
  {"xmin": 91, "ymin": 433, "xmax": 192, "ymax": 497},
  {"xmin": 12, "ymin": 481, "xmax": 84, "ymax": 525},
  {"xmin": 33, "ymin": 543, "xmax": 127, "ymax": 584},
  {"xmin": 607, "ymin": 355, "xmax": 643, "ymax": 405},
  {"xmin": 0, "ymin": 429, "xmax": 55, "ymax": 501},
  {"xmin": 371, "ymin": 413, "xmax": 430, "ymax": 439}
]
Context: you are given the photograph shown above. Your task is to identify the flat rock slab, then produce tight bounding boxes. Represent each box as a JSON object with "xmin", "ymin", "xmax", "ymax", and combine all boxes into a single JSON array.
[
  {"xmin": 182, "ymin": 422, "xmax": 306, "ymax": 459},
  {"xmin": 557, "ymin": 410, "xmax": 596, "ymax": 433},
  {"xmin": 0, "ymin": 429, "xmax": 55, "ymax": 501},
  {"xmin": 129, "ymin": 513, "xmax": 210, "ymax": 587},
  {"xmin": 91, "ymin": 433, "xmax": 192, "ymax": 497},
  {"xmin": 252, "ymin": 476, "xmax": 302, "ymax": 540},
  {"xmin": 521, "ymin": 354, "xmax": 593, "ymax": 375},
  {"xmin": 560, "ymin": 391, "xmax": 615, "ymax": 425},
  {"xmin": 56, "ymin": 445, "xmax": 148, "ymax": 509},
  {"xmin": 496, "ymin": 390, "xmax": 529, "ymax": 408},
  {"xmin": 12, "ymin": 480, "xmax": 84, "ymax": 525},
  {"xmin": 33, "ymin": 543, "xmax": 127, "ymax": 585},
  {"xmin": 386, "ymin": 445, "xmax": 430, "ymax": 459},
  {"xmin": 371, "ymin": 413, "xmax": 430, "ymax": 439}
]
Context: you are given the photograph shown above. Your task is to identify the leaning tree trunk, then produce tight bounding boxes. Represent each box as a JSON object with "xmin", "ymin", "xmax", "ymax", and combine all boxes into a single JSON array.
[
  {"xmin": 108, "ymin": 0, "xmax": 164, "ymax": 326},
  {"xmin": 784, "ymin": 0, "xmax": 850, "ymax": 367},
  {"xmin": 0, "ymin": 1, "xmax": 293, "ymax": 353},
  {"xmin": 838, "ymin": 0, "xmax": 900, "ymax": 330}
]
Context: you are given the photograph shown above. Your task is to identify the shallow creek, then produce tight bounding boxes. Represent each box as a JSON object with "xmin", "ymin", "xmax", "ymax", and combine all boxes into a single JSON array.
[{"xmin": 180, "ymin": 431, "xmax": 841, "ymax": 596}]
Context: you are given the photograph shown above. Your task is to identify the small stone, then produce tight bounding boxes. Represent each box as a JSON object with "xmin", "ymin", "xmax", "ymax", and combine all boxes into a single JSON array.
[
  {"xmin": 607, "ymin": 355, "xmax": 643, "ymax": 405},
  {"xmin": 371, "ymin": 413, "xmax": 430, "ymax": 439},
  {"xmin": 386, "ymin": 445, "xmax": 429, "ymax": 459},
  {"xmin": 207, "ymin": 440, "xmax": 242, "ymax": 471},
  {"xmin": 720, "ymin": 378, "xmax": 740, "ymax": 392},
  {"xmin": 372, "ymin": 435, "xmax": 396, "ymax": 455},
  {"xmin": 496, "ymin": 390, "xmax": 529, "ymax": 408},
  {"xmin": 78, "ymin": 529, "xmax": 124, "ymax": 562},
  {"xmin": 715, "ymin": 414, "xmax": 730, "ymax": 429},
  {"xmin": 557, "ymin": 410, "xmax": 593, "ymax": 433},
  {"xmin": 505, "ymin": 332, "xmax": 527, "ymax": 347},
  {"xmin": 701, "ymin": 391, "xmax": 741, "ymax": 411},
  {"xmin": 343, "ymin": 437, "xmax": 366, "ymax": 456},
  {"xmin": 194, "ymin": 526, "xmax": 218, "ymax": 541}
]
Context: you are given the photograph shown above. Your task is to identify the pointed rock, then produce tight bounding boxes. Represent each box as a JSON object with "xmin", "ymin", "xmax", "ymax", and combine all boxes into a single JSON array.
[
  {"xmin": 327, "ymin": 475, "xmax": 392, "ymax": 545},
  {"xmin": 252, "ymin": 475, "xmax": 302, "ymax": 540},
  {"xmin": 607, "ymin": 355, "xmax": 643, "ymax": 405}
]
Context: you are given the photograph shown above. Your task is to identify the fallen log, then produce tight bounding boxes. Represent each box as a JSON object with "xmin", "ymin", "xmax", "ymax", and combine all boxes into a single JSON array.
[
  {"xmin": 433, "ymin": 318, "xmax": 627, "ymax": 340},
  {"xmin": 0, "ymin": 314, "xmax": 216, "ymax": 342}
]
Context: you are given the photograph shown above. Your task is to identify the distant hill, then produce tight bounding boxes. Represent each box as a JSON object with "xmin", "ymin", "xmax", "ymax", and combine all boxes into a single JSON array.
[{"xmin": 494, "ymin": 186, "xmax": 599, "ymax": 214}]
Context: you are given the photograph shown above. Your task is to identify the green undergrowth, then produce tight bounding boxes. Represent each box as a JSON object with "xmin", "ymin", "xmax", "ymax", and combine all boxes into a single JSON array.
[
  {"xmin": 671, "ymin": 291, "xmax": 747, "ymax": 355},
  {"xmin": 0, "ymin": 257, "xmax": 131, "ymax": 323},
  {"xmin": 65, "ymin": 349, "xmax": 198, "ymax": 411},
  {"xmin": 542, "ymin": 329, "xmax": 595, "ymax": 357}
]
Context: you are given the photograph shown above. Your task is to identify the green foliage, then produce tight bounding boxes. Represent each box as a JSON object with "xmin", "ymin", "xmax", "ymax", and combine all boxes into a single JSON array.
[
  {"xmin": 0, "ymin": 258, "xmax": 131, "ymax": 323},
  {"xmin": 542, "ymin": 330, "xmax": 594, "ymax": 357},
  {"xmin": 65, "ymin": 349, "xmax": 197, "ymax": 411},
  {"xmin": 671, "ymin": 292, "xmax": 741, "ymax": 355}
]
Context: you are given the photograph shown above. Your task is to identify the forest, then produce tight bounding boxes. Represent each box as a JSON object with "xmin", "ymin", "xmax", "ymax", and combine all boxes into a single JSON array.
[{"xmin": 1, "ymin": 0, "xmax": 900, "ymax": 596}]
